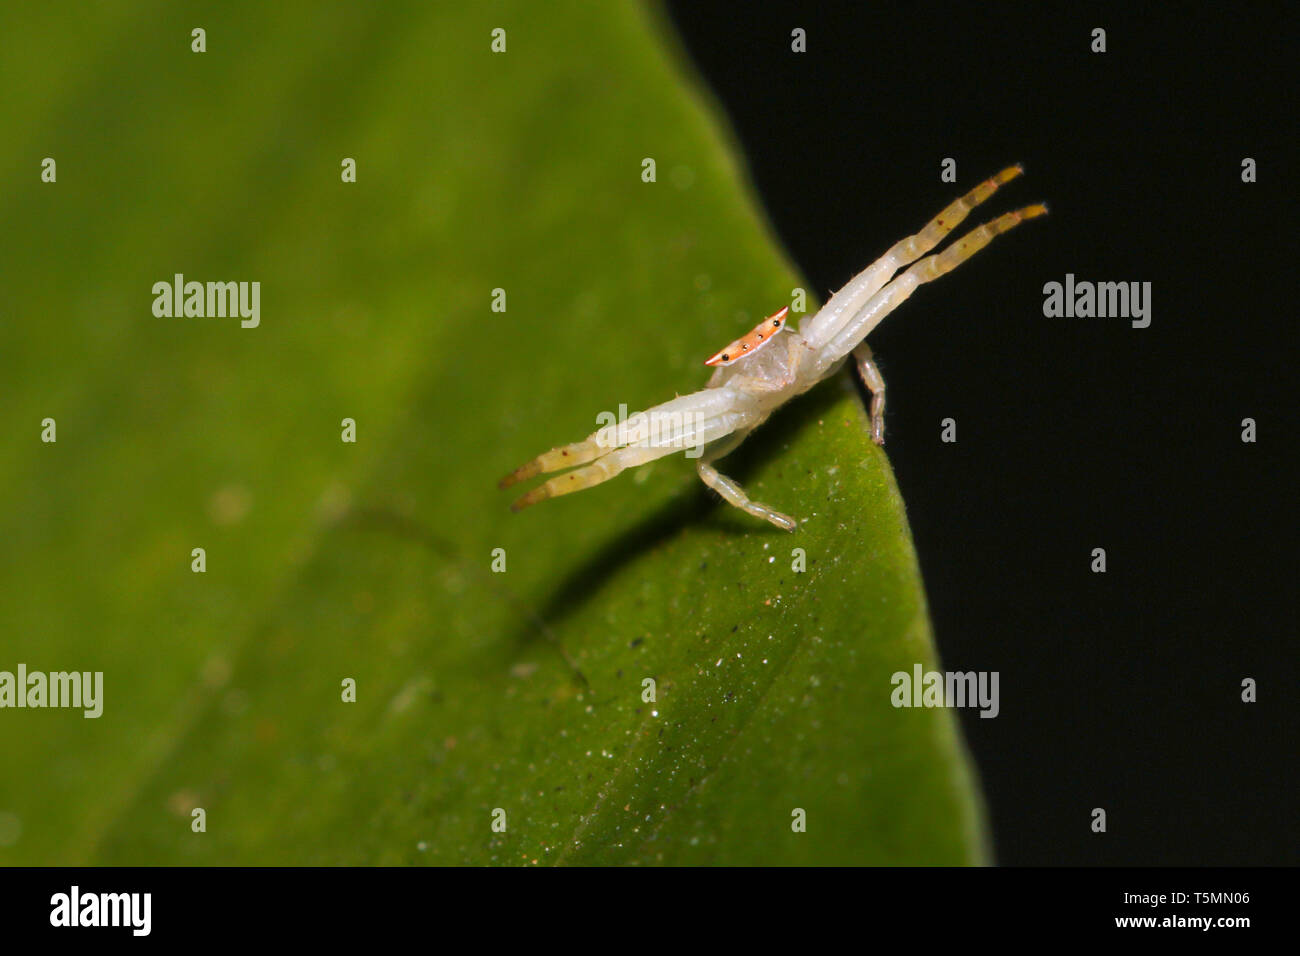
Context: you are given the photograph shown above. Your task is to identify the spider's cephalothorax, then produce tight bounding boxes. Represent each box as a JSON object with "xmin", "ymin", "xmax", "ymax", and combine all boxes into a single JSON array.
[
  {"xmin": 704, "ymin": 305, "xmax": 789, "ymax": 367},
  {"xmin": 501, "ymin": 166, "xmax": 1045, "ymax": 530}
]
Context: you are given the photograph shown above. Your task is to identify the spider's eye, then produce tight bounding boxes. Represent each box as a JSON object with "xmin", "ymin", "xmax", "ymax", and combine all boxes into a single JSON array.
[
  {"xmin": 742, "ymin": 344, "xmax": 749, "ymax": 350},
  {"xmin": 756, "ymin": 333, "xmax": 763, "ymax": 341},
  {"xmin": 772, "ymin": 319, "xmax": 781, "ymax": 327},
  {"xmin": 721, "ymin": 354, "xmax": 729, "ymax": 361}
]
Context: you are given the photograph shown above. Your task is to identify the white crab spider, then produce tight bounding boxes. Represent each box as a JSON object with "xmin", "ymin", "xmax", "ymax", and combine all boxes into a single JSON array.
[{"xmin": 501, "ymin": 166, "xmax": 1046, "ymax": 531}]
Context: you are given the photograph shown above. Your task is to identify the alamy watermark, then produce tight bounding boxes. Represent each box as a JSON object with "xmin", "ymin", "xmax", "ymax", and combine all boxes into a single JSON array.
[
  {"xmin": 152, "ymin": 273, "xmax": 260, "ymax": 328},
  {"xmin": 0, "ymin": 664, "xmax": 102, "ymax": 718},
  {"xmin": 1042, "ymin": 274, "xmax": 1151, "ymax": 328},
  {"xmin": 891, "ymin": 664, "xmax": 999, "ymax": 718},
  {"xmin": 594, "ymin": 403, "xmax": 707, "ymax": 458},
  {"xmin": 50, "ymin": 886, "xmax": 150, "ymax": 936}
]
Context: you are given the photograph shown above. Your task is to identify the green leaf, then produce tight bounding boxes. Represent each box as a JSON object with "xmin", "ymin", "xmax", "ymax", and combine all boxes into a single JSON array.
[{"xmin": 0, "ymin": 0, "xmax": 987, "ymax": 865}]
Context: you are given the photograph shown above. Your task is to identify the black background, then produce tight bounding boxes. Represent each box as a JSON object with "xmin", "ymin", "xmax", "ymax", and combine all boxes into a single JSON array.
[{"xmin": 666, "ymin": 1, "xmax": 1294, "ymax": 865}]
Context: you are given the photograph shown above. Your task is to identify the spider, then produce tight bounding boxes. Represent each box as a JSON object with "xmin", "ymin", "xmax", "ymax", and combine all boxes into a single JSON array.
[{"xmin": 501, "ymin": 166, "xmax": 1045, "ymax": 531}]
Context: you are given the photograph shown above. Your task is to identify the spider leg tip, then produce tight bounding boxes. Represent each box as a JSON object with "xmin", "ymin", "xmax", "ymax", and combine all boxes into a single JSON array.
[
  {"xmin": 499, "ymin": 460, "xmax": 543, "ymax": 489},
  {"xmin": 510, "ymin": 486, "xmax": 551, "ymax": 512}
]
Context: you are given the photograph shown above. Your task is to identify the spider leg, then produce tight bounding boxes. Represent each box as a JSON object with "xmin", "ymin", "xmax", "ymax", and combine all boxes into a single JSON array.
[
  {"xmin": 823, "ymin": 204, "xmax": 1048, "ymax": 363},
  {"xmin": 803, "ymin": 166, "xmax": 1025, "ymax": 350},
  {"xmin": 499, "ymin": 437, "xmax": 606, "ymax": 488},
  {"xmin": 852, "ymin": 341, "xmax": 886, "ymax": 445},
  {"xmin": 500, "ymin": 388, "xmax": 742, "ymax": 489},
  {"xmin": 508, "ymin": 406, "xmax": 755, "ymax": 512},
  {"xmin": 695, "ymin": 429, "xmax": 796, "ymax": 532},
  {"xmin": 510, "ymin": 441, "xmax": 671, "ymax": 511}
]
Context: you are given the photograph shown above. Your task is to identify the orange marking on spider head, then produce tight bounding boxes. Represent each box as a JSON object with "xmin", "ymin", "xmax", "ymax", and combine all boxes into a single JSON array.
[{"xmin": 704, "ymin": 306, "xmax": 790, "ymax": 367}]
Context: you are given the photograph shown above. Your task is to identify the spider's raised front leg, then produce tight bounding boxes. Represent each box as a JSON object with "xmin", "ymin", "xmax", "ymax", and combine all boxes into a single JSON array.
[
  {"xmin": 696, "ymin": 429, "xmax": 796, "ymax": 532},
  {"xmin": 801, "ymin": 165, "xmax": 1026, "ymax": 351},
  {"xmin": 852, "ymin": 340, "xmax": 886, "ymax": 445},
  {"xmin": 824, "ymin": 203, "xmax": 1048, "ymax": 362}
]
